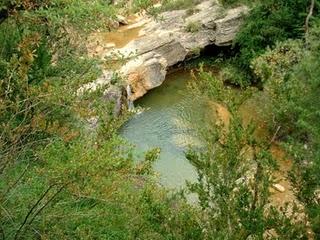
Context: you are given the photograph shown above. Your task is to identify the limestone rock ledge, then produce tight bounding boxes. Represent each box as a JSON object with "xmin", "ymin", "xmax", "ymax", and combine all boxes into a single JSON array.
[{"xmin": 85, "ymin": 1, "xmax": 248, "ymax": 101}]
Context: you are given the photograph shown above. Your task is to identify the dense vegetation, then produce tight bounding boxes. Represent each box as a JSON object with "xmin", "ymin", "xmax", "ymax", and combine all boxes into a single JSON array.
[
  {"xmin": 220, "ymin": 0, "xmax": 320, "ymax": 237},
  {"xmin": 0, "ymin": 0, "xmax": 319, "ymax": 239}
]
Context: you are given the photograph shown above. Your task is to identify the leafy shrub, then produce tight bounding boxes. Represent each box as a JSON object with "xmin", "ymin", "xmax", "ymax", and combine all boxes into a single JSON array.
[
  {"xmin": 220, "ymin": 63, "xmax": 251, "ymax": 87},
  {"xmin": 235, "ymin": 0, "xmax": 310, "ymax": 72},
  {"xmin": 252, "ymin": 24, "xmax": 320, "ymax": 235},
  {"xmin": 0, "ymin": 2, "xmax": 204, "ymax": 239},
  {"xmin": 186, "ymin": 66, "xmax": 312, "ymax": 239}
]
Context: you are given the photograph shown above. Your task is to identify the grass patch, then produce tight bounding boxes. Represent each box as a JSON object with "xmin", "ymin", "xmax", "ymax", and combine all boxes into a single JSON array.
[{"xmin": 185, "ymin": 21, "xmax": 201, "ymax": 33}]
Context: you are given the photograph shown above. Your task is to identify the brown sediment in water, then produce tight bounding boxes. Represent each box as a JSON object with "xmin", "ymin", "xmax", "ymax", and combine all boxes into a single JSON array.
[
  {"xmin": 206, "ymin": 101, "xmax": 231, "ymax": 145},
  {"xmin": 98, "ymin": 25, "xmax": 143, "ymax": 49},
  {"xmin": 87, "ymin": 25, "xmax": 143, "ymax": 57},
  {"xmin": 87, "ymin": 15, "xmax": 144, "ymax": 58},
  {"xmin": 207, "ymin": 101, "xmax": 231, "ymax": 129}
]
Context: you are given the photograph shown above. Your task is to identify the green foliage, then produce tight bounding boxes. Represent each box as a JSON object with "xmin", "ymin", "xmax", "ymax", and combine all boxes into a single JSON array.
[
  {"xmin": 0, "ymin": 0, "xmax": 122, "ymax": 172},
  {"xmin": 185, "ymin": 21, "xmax": 201, "ymax": 33},
  {"xmin": 0, "ymin": 20, "xmax": 21, "ymax": 60},
  {"xmin": 29, "ymin": 0, "xmax": 116, "ymax": 32},
  {"xmin": 132, "ymin": 0, "xmax": 203, "ymax": 16},
  {"xmin": 252, "ymin": 40, "xmax": 304, "ymax": 85},
  {"xmin": 136, "ymin": 148, "xmax": 161, "ymax": 175},
  {"xmin": 132, "ymin": 0, "xmax": 156, "ymax": 11},
  {"xmin": 235, "ymin": 0, "xmax": 310, "ymax": 72},
  {"xmin": 186, "ymin": 118, "xmax": 272, "ymax": 239},
  {"xmin": 0, "ymin": 122, "xmax": 203, "ymax": 239},
  {"xmin": 0, "ymin": 2, "xmax": 204, "ymax": 239},
  {"xmin": 160, "ymin": 0, "xmax": 202, "ymax": 11},
  {"xmin": 190, "ymin": 47, "xmax": 201, "ymax": 56},
  {"xmin": 0, "ymin": 0, "xmax": 51, "ymax": 11},
  {"xmin": 190, "ymin": 65, "xmax": 253, "ymax": 108},
  {"xmin": 252, "ymin": 22, "xmax": 320, "ymax": 236},
  {"xmin": 187, "ymin": 67, "xmax": 312, "ymax": 239},
  {"xmin": 215, "ymin": 0, "xmax": 312, "ymax": 86},
  {"xmin": 219, "ymin": 63, "xmax": 251, "ymax": 88},
  {"xmin": 0, "ymin": 133, "xmax": 198, "ymax": 239},
  {"xmin": 0, "ymin": 18, "xmax": 103, "ymax": 172}
]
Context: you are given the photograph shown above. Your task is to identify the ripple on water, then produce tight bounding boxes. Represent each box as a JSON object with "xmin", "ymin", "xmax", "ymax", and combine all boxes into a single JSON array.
[{"xmin": 120, "ymin": 69, "xmax": 203, "ymax": 190}]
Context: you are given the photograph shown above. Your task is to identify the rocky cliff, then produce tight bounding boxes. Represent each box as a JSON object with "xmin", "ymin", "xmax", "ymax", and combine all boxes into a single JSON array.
[{"xmin": 82, "ymin": 0, "xmax": 248, "ymax": 107}]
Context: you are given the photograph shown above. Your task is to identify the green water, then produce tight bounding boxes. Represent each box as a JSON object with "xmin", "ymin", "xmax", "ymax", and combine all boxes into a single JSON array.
[
  {"xmin": 119, "ymin": 66, "xmax": 268, "ymax": 192},
  {"xmin": 120, "ymin": 69, "xmax": 205, "ymax": 189}
]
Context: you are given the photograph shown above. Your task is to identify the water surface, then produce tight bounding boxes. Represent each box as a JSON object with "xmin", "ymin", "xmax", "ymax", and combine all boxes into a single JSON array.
[{"xmin": 120, "ymin": 69, "xmax": 204, "ymax": 189}]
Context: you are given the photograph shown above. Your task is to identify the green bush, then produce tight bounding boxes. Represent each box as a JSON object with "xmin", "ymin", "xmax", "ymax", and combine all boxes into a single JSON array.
[
  {"xmin": 0, "ymin": 2, "xmax": 204, "ymax": 239},
  {"xmin": 252, "ymin": 23, "xmax": 320, "ymax": 235},
  {"xmin": 235, "ymin": 0, "xmax": 310, "ymax": 72}
]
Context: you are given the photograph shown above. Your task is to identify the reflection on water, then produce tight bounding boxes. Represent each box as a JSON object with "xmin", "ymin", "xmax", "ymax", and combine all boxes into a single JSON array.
[{"xmin": 120, "ymin": 69, "xmax": 204, "ymax": 189}]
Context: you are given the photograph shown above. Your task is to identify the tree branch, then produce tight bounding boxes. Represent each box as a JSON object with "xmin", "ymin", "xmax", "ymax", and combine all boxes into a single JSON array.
[
  {"xmin": 4, "ymin": 164, "xmax": 30, "ymax": 197},
  {"xmin": 14, "ymin": 184, "xmax": 57, "ymax": 240},
  {"xmin": 305, "ymin": 0, "xmax": 315, "ymax": 34},
  {"xmin": 28, "ymin": 185, "xmax": 65, "ymax": 225}
]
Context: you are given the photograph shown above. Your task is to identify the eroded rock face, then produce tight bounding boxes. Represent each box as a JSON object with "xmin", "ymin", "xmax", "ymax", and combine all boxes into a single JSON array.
[
  {"xmin": 126, "ymin": 55, "xmax": 167, "ymax": 100},
  {"xmin": 215, "ymin": 6, "xmax": 248, "ymax": 46},
  {"xmin": 85, "ymin": 1, "xmax": 249, "ymax": 101}
]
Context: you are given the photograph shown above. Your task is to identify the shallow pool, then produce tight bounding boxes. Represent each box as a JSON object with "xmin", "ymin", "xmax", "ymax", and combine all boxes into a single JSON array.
[{"xmin": 120, "ymin": 69, "xmax": 206, "ymax": 189}]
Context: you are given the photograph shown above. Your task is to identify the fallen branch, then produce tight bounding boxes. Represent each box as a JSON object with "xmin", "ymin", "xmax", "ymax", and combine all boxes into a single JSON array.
[{"xmin": 14, "ymin": 183, "xmax": 68, "ymax": 240}]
